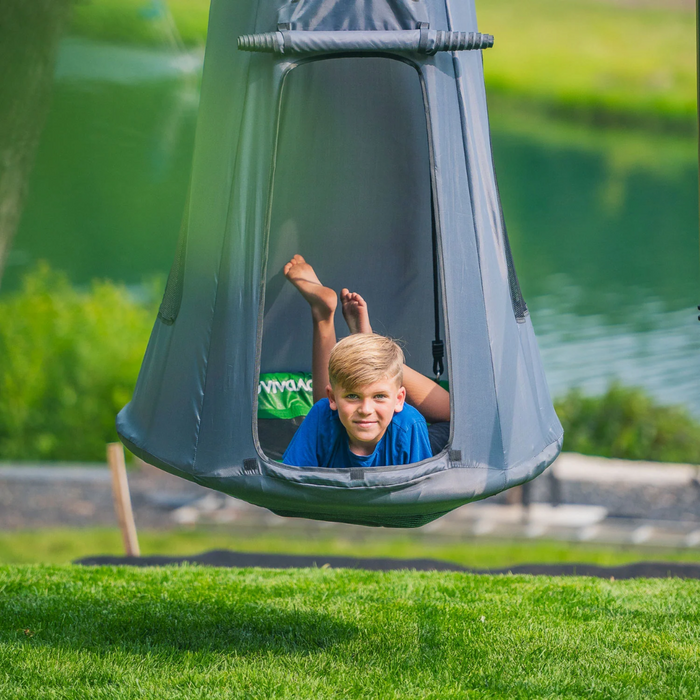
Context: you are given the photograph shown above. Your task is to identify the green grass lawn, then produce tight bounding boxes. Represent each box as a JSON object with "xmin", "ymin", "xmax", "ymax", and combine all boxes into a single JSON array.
[
  {"xmin": 69, "ymin": 0, "xmax": 696, "ymax": 126},
  {"xmin": 1, "ymin": 564, "xmax": 699, "ymax": 698},
  {"xmin": 3, "ymin": 527, "xmax": 700, "ymax": 569}
]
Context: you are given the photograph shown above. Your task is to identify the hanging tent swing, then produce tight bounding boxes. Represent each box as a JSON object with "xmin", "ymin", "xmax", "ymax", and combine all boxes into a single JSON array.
[{"xmin": 117, "ymin": 0, "xmax": 564, "ymax": 528}]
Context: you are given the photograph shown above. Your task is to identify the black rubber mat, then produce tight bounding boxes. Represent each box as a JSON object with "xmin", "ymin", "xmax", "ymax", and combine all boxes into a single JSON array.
[{"xmin": 74, "ymin": 550, "xmax": 700, "ymax": 579}]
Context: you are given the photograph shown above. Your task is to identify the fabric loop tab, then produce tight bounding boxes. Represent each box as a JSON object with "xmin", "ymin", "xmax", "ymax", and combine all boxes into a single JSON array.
[{"xmin": 418, "ymin": 22, "xmax": 430, "ymax": 54}]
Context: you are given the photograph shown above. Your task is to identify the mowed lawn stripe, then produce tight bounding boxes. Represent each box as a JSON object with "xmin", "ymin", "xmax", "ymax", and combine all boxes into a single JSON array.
[
  {"xmin": 5, "ymin": 528, "xmax": 700, "ymax": 568},
  {"xmin": 1, "ymin": 565, "xmax": 699, "ymax": 698}
]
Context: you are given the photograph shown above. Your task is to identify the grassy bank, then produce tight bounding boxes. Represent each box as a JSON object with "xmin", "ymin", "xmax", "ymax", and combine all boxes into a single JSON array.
[
  {"xmin": 1, "ymin": 565, "xmax": 699, "ymax": 698},
  {"xmin": 68, "ymin": 0, "xmax": 697, "ymax": 127},
  {"xmin": 4, "ymin": 528, "xmax": 700, "ymax": 567},
  {"xmin": 480, "ymin": 0, "xmax": 696, "ymax": 128}
]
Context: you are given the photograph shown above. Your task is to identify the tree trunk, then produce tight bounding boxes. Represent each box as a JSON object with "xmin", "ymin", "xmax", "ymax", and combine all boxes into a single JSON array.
[{"xmin": 0, "ymin": 0, "xmax": 72, "ymax": 289}]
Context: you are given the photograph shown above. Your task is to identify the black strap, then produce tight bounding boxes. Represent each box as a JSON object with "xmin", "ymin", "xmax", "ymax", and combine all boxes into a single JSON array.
[{"xmin": 430, "ymin": 191, "xmax": 444, "ymax": 381}]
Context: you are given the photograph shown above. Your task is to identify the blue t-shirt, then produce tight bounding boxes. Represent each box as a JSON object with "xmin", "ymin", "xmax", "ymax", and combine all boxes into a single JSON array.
[{"xmin": 282, "ymin": 398, "xmax": 432, "ymax": 468}]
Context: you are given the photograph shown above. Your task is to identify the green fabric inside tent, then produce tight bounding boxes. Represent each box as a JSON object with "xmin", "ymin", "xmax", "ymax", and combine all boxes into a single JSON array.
[{"xmin": 257, "ymin": 372, "xmax": 314, "ymax": 420}]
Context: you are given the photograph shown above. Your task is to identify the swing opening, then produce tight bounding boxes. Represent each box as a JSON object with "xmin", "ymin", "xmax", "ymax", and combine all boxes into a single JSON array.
[{"xmin": 255, "ymin": 54, "xmax": 450, "ymax": 463}]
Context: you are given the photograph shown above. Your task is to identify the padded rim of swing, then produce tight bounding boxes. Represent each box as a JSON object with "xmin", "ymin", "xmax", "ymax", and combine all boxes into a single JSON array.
[
  {"xmin": 118, "ymin": 429, "xmax": 563, "ymax": 527},
  {"xmin": 119, "ymin": 419, "xmax": 563, "ymax": 496},
  {"xmin": 114, "ymin": 428, "xmax": 455, "ymax": 528},
  {"xmin": 119, "ymin": 418, "xmax": 455, "ymax": 490}
]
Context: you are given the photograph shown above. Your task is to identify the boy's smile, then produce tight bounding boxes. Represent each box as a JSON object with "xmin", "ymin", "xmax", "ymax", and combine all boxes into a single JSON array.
[{"xmin": 327, "ymin": 378, "xmax": 406, "ymax": 456}]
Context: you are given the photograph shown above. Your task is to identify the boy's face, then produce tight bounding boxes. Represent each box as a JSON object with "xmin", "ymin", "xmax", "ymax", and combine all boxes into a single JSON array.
[{"xmin": 327, "ymin": 377, "xmax": 406, "ymax": 456}]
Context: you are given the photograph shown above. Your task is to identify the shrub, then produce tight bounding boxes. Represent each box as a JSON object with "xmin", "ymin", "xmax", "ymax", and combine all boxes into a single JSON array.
[
  {"xmin": 555, "ymin": 383, "xmax": 700, "ymax": 464},
  {"xmin": 0, "ymin": 264, "xmax": 157, "ymax": 461}
]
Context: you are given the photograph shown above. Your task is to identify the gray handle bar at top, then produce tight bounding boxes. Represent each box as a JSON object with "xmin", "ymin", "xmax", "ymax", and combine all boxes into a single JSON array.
[{"xmin": 237, "ymin": 29, "xmax": 494, "ymax": 56}]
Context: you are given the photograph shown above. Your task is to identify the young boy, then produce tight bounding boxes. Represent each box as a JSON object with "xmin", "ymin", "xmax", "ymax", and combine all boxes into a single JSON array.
[{"xmin": 281, "ymin": 254, "xmax": 450, "ymax": 468}]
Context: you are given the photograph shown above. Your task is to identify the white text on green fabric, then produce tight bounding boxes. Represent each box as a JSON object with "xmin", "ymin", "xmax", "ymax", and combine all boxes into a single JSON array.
[{"xmin": 258, "ymin": 378, "xmax": 313, "ymax": 394}]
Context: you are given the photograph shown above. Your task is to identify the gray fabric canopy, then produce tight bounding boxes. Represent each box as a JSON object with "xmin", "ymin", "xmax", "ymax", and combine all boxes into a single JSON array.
[{"xmin": 117, "ymin": 0, "xmax": 564, "ymax": 527}]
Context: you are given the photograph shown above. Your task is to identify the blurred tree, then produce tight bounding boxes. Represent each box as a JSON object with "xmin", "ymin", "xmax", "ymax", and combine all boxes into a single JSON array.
[{"xmin": 0, "ymin": 0, "xmax": 72, "ymax": 288}]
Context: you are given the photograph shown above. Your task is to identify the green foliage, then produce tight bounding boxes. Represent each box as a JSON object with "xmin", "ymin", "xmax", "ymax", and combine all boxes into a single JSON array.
[
  {"xmin": 0, "ymin": 264, "xmax": 156, "ymax": 461},
  {"xmin": 1, "ymin": 565, "xmax": 699, "ymax": 698},
  {"xmin": 556, "ymin": 383, "xmax": 700, "ymax": 464},
  {"xmin": 480, "ymin": 0, "xmax": 696, "ymax": 127},
  {"xmin": 3, "ymin": 527, "xmax": 700, "ymax": 567}
]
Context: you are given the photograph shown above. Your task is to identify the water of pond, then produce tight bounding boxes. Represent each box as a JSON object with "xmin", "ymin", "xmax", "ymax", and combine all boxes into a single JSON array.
[{"xmin": 6, "ymin": 39, "xmax": 700, "ymax": 415}]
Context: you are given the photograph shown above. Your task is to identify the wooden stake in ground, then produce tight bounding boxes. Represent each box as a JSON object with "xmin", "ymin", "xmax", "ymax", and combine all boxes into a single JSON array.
[{"xmin": 106, "ymin": 442, "xmax": 140, "ymax": 557}]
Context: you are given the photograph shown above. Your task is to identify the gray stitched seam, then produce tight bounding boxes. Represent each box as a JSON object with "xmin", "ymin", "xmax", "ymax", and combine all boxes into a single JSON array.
[{"xmin": 444, "ymin": 0, "xmax": 505, "ymax": 467}]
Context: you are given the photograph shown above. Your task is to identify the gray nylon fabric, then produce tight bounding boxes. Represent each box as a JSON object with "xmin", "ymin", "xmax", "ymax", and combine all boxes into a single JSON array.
[
  {"xmin": 116, "ymin": 0, "xmax": 563, "ymax": 527},
  {"xmin": 278, "ymin": 0, "xmax": 427, "ymax": 31}
]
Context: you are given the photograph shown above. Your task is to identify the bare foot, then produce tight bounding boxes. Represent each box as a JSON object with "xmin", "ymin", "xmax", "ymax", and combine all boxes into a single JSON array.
[
  {"xmin": 284, "ymin": 254, "xmax": 337, "ymax": 321},
  {"xmin": 341, "ymin": 288, "xmax": 372, "ymax": 334}
]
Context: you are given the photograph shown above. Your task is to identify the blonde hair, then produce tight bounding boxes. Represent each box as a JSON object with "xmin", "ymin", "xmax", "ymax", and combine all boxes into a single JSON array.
[{"xmin": 328, "ymin": 334, "xmax": 404, "ymax": 391}]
